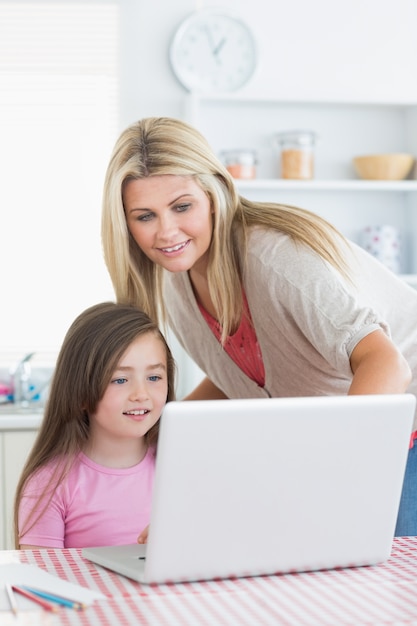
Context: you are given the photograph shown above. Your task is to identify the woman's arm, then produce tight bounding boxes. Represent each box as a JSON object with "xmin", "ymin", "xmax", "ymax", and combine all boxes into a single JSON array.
[
  {"xmin": 349, "ymin": 329, "xmax": 411, "ymax": 394},
  {"xmin": 183, "ymin": 376, "xmax": 228, "ymax": 400}
]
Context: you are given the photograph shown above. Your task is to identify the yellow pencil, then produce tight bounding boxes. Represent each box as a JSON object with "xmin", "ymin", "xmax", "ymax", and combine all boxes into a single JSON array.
[{"xmin": 5, "ymin": 583, "xmax": 18, "ymax": 616}]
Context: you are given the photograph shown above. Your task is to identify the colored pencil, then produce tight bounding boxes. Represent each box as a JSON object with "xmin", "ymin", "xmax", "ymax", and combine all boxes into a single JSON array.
[
  {"xmin": 21, "ymin": 585, "xmax": 85, "ymax": 611},
  {"xmin": 5, "ymin": 583, "xmax": 18, "ymax": 616},
  {"xmin": 11, "ymin": 585, "xmax": 58, "ymax": 612}
]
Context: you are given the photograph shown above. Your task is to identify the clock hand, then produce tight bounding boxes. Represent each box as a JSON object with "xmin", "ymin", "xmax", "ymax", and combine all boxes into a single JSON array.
[
  {"xmin": 204, "ymin": 25, "xmax": 226, "ymax": 62},
  {"xmin": 213, "ymin": 37, "xmax": 226, "ymax": 57},
  {"xmin": 204, "ymin": 25, "xmax": 217, "ymax": 52}
]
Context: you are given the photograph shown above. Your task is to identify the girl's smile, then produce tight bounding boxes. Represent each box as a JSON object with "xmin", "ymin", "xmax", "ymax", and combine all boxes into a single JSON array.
[
  {"xmin": 123, "ymin": 409, "xmax": 150, "ymax": 421},
  {"xmin": 123, "ymin": 175, "xmax": 214, "ymax": 275}
]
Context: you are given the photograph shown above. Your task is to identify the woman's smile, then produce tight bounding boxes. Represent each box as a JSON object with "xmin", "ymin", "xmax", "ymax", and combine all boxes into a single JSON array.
[{"xmin": 158, "ymin": 239, "xmax": 190, "ymax": 255}]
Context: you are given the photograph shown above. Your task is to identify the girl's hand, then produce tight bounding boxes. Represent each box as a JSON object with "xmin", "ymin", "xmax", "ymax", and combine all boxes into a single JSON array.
[{"xmin": 137, "ymin": 525, "xmax": 149, "ymax": 544}]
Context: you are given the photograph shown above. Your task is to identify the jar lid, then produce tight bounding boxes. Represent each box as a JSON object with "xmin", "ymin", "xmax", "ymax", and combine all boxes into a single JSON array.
[
  {"xmin": 275, "ymin": 130, "xmax": 317, "ymax": 146},
  {"xmin": 220, "ymin": 149, "xmax": 257, "ymax": 166}
]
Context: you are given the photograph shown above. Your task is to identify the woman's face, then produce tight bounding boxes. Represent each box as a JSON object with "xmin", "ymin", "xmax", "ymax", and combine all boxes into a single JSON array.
[{"xmin": 123, "ymin": 175, "xmax": 214, "ymax": 275}]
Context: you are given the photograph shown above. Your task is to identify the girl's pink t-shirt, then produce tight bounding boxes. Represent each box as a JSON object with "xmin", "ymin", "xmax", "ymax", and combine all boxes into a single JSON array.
[{"xmin": 18, "ymin": 448, "xmax": 155, "ymax": 548}]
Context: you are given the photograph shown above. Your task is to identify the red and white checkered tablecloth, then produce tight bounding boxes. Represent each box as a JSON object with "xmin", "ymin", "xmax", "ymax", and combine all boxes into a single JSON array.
[{"xmin": 3, "ymin": 536, "xmax": 417, "ymax": 625}]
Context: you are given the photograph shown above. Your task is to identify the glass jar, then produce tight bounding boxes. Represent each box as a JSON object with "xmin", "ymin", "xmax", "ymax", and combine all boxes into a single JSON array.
[
  {"xmin": 221, "ymin": 149, "xmax": 257, "ymax": 180},
  {"xmin": 275, "ymin": 130, "xmax": 316, "ymax": 180}
]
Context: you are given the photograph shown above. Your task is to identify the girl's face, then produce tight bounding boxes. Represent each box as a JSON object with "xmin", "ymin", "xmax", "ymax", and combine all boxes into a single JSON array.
[
  {"xmin": 123, "ymin": 175, "xmax": 214, "ymax": 275},
  {"xmin": 88, "ymin": 332, "xmax": 168, "ymax": 458}
]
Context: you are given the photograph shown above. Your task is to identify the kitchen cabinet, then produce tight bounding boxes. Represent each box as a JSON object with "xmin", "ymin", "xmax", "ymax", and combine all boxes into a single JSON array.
[
  {"xmin": 184, "ymin": 94, "xmax": 417, "ymax": 282},
  {"xmin": 0, "ymin": 417, "xmax": 41, "ymax": 549}
]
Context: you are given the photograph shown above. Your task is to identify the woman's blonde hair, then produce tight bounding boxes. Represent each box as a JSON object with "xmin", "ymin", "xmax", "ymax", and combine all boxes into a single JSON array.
[
  {"xmin": 102, "ymin": 117, "xmax": 350, "ymax": 342},
  {"xmin": 14, "ymin": 301, "xmax": 176, "ymax": 548}
]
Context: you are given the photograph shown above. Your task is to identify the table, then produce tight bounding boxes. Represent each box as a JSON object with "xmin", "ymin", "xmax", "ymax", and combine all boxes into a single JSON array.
[{"xmin": 2, "ymin": 537, "xmax": 417, "ymax": 625}]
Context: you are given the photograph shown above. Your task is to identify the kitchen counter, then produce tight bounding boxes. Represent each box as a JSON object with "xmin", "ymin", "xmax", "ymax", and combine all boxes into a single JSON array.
[
  {"xmin": 0, "ymin": 407, "xmax": 43, "ymax": 430},
  {"xmin": 0, "ymin": 409, "xmax": 41, "ymax": 548}
]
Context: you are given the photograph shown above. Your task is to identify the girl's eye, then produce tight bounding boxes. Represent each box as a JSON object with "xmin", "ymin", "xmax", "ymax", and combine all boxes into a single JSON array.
[
  {"xmin": 112, "ymin": 377, "xmax": 127, "ymax": 385},
  {"xmin": 148, "ymin": 375, "xmax": 162, "ymax": 382}
]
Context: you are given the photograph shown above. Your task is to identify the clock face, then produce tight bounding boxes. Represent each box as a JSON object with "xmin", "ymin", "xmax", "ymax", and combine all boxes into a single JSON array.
[{"xmin": 170, "ymin": 10, "xmax": 257, "ymax": 93}]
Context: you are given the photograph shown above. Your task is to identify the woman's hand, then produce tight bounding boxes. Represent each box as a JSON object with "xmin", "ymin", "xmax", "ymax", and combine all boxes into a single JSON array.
[
  {"xmin": 184, "ymin": 376, "xmax": 228, "ymax": 400},
  {"xmin": 349, "ymin": 329, "xmax": 411, "ymax": 394},
  {"xmin": 137, "ymin": 525, "xmax": 149, "ymax": 544}
]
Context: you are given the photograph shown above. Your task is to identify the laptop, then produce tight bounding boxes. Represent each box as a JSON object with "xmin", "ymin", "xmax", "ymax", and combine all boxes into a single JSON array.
[{"xmin": 82, "ymin": 394, "xmax": 415, "ymax": 584}]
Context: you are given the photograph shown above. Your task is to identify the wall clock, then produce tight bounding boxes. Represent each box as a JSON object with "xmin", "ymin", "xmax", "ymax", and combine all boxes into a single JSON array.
[{"xmin": 169, "ymin": 9, "xmax": 257, "ymax": 93}]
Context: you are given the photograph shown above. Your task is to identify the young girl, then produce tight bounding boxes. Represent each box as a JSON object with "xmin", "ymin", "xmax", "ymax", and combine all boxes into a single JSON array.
[
  {"xmin": 14, "ymin": 301, "xmax": 176, "ymax": 549},
  {"xmin": 101, "ymin": 116, "xmax": 417, "ymax": 536}
]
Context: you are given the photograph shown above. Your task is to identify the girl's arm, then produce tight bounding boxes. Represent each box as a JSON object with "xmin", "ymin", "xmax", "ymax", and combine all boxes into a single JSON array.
[
  {"xmin": 183, "ymin": 376, "xmax": 228, "ymax": 401},
  {"xmin": 17, "ymin": 469, "xmax": 65, "ymax": 550},
  {"xmin": 349, "ymin": 329, "xmax": 411, "ymax": 394}
]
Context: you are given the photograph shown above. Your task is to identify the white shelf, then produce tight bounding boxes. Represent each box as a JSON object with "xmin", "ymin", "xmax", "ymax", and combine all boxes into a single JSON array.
[
  {"xmin": 185, "ymin": 93, "xmax": 417, "ymax": 275},
  {"xmin": 186, "ymin": 93, "xmax": 417, "ymax": 107},
  {"xmin": 235, "ymin": 179, "xmax": 417, "ymax": 192},
  {"xmin": 401, "ymin": 274, "xmax": 417, "ymax": 288}
]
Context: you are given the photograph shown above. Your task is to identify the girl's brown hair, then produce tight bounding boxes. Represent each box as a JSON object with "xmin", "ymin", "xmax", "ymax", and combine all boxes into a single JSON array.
[{"xmin": 13, "ymin": 301, "xmax": 176, "ymax": 547}]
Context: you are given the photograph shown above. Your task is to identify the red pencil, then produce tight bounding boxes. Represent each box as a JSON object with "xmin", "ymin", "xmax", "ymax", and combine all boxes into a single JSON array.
[{"xmin": 11, "ymin": 585, "xmax": 58, "ymax": 612}]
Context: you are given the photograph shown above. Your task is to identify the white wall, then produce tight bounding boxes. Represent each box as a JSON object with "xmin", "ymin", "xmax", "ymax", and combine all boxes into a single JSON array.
[
  {"xmin": 2, "ymin": 0, "xmax": 417, "ymax": 397},
  {"xmin": 118, "ymin": 0, "xmax": 417, "ymax": 131}
]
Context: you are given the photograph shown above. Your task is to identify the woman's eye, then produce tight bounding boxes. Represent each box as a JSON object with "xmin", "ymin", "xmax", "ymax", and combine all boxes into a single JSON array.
[
  {"xmin": 137, "ymin": 212, "xmax": 154, "ymax": 222},
  {"xmin": 176, "ymin": 203, "xmax": 191, "ymax": 213}
]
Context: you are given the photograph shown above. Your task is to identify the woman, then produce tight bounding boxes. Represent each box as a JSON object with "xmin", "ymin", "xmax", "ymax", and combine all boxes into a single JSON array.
[{"xmin": 101, "ymin": 116, "xmax": 417, "ymax": 535}]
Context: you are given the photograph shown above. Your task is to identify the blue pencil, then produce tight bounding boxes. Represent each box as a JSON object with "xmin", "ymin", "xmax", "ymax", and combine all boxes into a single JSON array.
[{"xmin": 20, "ymin": 586, "xmax": 85, "ymax": 611}]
